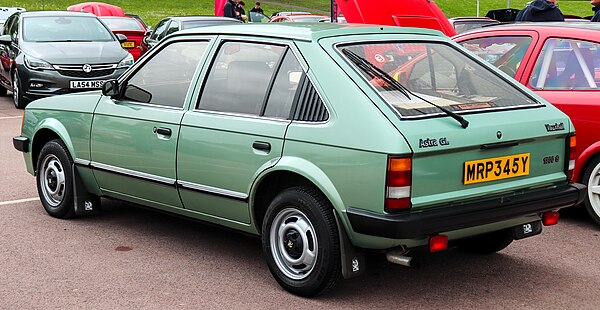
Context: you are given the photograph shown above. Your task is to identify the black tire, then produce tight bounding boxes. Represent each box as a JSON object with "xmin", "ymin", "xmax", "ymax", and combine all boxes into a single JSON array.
[
  {"xmin": 261, "ymin": 186, "xmax": 341, "ymax": 297},
  {"xmin": 457, "ymin": 229, "xmax": 514, "ymax": 255},
  {"xmin": 582, "ymin": 156, "xmax": 600, "ymax": 226},
  {"xmin": 13, "ymin": 70, "xmax": 27, "ymax": 109},
  {"xmin": 36, "ymin": 139, "xmax": 75, "ymax": 219}
]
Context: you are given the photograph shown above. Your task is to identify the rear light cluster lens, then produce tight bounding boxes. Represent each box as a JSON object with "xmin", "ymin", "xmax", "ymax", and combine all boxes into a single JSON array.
[
  {"xmin": 385, "ymin": 156, "xmax": 412, "ymax": 212},
  {"xmin": 566, "ymin": 133, "xmax": 576, "ymax": 181},
  {"xmin": 542, "ymin": 211, "xmax": 560, "ymax": 226}
]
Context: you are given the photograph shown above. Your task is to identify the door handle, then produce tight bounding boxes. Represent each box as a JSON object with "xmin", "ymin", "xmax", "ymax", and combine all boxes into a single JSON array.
[
  {"xmin": 153, "ymin": 127, "xmax": 172, "ymax": 137},
  {"xmin": 252, "ymin": 141, "xmax": 271, "ymax": 152}
]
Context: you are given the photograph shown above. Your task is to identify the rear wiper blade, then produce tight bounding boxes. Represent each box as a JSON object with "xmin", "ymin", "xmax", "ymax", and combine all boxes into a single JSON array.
[{"xmin": 342, "ymin": 48, "xmax": 469, "ymax": 129}]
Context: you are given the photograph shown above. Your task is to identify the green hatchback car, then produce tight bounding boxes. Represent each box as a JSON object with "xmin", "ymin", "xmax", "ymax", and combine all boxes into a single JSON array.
[{"xmin": 13, "ymin": 23, "xmax": 585, "ymax": 296}]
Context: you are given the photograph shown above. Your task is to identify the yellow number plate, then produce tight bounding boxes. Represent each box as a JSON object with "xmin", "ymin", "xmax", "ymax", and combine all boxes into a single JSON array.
[
  {"xmin": 121, "ymin": 41, "xmax": 135, "ymax": 48},
  {"xmin": 464, "ymin": 153, "xmax": 530, "ymax": 185}
]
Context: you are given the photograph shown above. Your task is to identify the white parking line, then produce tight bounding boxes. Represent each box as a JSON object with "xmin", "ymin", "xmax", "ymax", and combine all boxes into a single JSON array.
[
  {"xmin": 0, "ymin": 197, "xmax": 39, "ymax": 206},
  {"xmin": 0, "ymin": 116, "xmax": 22, "ymax": 120}
]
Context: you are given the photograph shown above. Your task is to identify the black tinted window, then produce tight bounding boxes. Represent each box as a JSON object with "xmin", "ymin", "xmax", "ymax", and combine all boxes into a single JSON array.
[
  {"xmin": 163, "ymin": 21, "xmax": 179, "ymax": 38},
  {"xmin": 123, "ymin": 41, "xmax": 209, "ymax": 108},
  {"xmin": 264, "ymin": 51, "xmax": 303, "ymax": 118},
  {"xmin": 199, "ymin": 42, "xmax": 285, "ymax": 115},
  {"xmin": 22, "ymin": 16, "xmax": 113, "ymax": 42}
]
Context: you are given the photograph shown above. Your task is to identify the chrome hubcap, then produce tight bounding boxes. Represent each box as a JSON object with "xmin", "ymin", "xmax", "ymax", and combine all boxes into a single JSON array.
[
  {"xmin": 589, "ymin": 162, "xmax": 600, "ymax": 217},
  {"xmin": 270, "ymin": 208, "xmax": 318, "ymax": 280},
  {"xmin": 40, "ymin": 154, "xmax": 66, "ymax": 207}
]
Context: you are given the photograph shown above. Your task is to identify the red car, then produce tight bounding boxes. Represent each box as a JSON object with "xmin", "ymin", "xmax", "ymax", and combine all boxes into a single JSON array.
[
  {"xmin": 269, "ymin": 14, "xmax": 329, "ymax": 23},
  {"xmin": 454, "ymin": 23, "xmax": 600, "ymax": 224},
  {"xmin": 100, "ymin": 16, "xmax": 148, "ymax": 60}
]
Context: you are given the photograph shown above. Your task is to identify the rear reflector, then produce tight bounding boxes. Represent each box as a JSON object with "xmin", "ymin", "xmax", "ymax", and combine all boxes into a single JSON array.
[
  {"xmin": 429, "ymin": 235, "xmax": 448, "ymax": 253},
  {"xmin": 542, "ymin": 211, "xmax": 559, "ymax": 226},
  {"xmin": 385, "ymin": 157, "xmax": 412, "ymax": 212}
]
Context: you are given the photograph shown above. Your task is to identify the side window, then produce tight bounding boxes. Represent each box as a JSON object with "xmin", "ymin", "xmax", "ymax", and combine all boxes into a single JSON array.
[
  {"xmin": 164, "ymin": 21, "xmax": 179, "ymax": 37},
  {"xmin": 530, "ymin": 38, "xmax": 599, "ymax": 90},
  {"xmin": 122, "ymin": 41, "xmax": 209, "ymax": 108},
  {"xmin": 198, "ymin": 41, "xmax": 286, "ymax": 115},
  {"xmin": 4, "ymin": 15, "xmax": 16, "ymax": 38},
  {"xmin": 264, "ymin": 50, "xmax": 303, "ymax": 118},
  {"xmin": 150, "ymin": 19, "xmax": 168, "ymax": 40},
  {"xmin": 460, "ymin": 36, "xmax": 532, "ymax": 78}
]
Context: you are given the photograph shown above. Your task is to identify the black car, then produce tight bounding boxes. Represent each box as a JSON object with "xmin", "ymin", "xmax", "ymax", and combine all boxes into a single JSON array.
[
  {"xmin": 0, "ymin": 11, "xmax": 133, "ymax": 108},
  {"xmin": 144, "ymin": 16, "xmax": 241, "ymax": 50}
]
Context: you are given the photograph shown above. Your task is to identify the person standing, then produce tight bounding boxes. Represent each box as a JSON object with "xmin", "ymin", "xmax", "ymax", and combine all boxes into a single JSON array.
[
  {"xmin": 236, "ymin": 1, "xmax": 247, "ymax": 22},
  {"xmin": 591, "ymin": 0, "xmax": 600, "ymax": 22},
  {"xmin": 515, "ymin": 0, "xmax": 564, "ymax": 22},
  {"xmin": 250, "ymin": 2, "xmax": 264, "ymax": 15},
  {"xmin": 223, "ymin": 0, "xmax": 241, "ymax": 20}
]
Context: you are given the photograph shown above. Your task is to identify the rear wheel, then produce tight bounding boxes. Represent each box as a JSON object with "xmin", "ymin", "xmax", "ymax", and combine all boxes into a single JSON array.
[
  {"xmin": 13, "ymin": 70, "xmax": 27, "ymax": 109},
  {"xmin": 582, "ymin": 157, "xmax": 600, "ymax": 225},
  {"xmin": 261, "ymin": 186, "xmax": 341, "ymax": 297},
  {"xmin": 36, "ymin": 139, "xmax": 75, "ymax": 219},
  {"xmin": 457, "ymin": 229, "xmax": 514, "ymax": 255}
]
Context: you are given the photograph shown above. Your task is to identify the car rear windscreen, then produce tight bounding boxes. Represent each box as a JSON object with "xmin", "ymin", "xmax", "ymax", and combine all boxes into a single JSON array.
[{"xmin": 101, "ymin": 17, "xmax": 144, "ymax": 31}]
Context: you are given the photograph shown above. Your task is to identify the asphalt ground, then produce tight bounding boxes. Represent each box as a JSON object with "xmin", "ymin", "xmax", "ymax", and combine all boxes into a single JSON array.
[{"xmin": 1, "ymin": 94, "xmax": 600, "ymax": 309}]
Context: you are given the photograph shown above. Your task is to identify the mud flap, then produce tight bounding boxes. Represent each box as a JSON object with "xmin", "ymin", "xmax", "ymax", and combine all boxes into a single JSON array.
[
  {"xmin": 334, "ymin": 212, "xmax": 365, "ymax": 279},
  {"xmin": 72, "ymin": 164, "xmax": 101, "ymax": 215}
]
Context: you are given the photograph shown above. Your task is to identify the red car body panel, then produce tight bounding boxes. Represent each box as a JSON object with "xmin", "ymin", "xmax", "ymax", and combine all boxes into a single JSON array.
[
  {"xmin": 335, "ymin": 0, "xmax": 456, "ymax": 36},
  {"xmin": 100, "ymin": 17, "xmax": 147, "ymax": 60},
  {"xmin": 454, "ymin": 24, "xmax": 600, "ymax": 183},
  {"xmin": 269, "ymin": 15, "xmax": 329, "ymax": 23},
  {"xmin": 67, "ymin": 2, "xmax": 125, "ymax": 17},
  {"xmin": 215, "ymin": 0, "xmax": 227, "ymax": 17}
]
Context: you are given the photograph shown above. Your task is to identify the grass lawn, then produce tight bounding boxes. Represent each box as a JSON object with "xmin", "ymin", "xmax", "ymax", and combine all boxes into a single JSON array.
[{"xmin": 10, "ymin": 0, "xmax": 597, "ymax": 27}]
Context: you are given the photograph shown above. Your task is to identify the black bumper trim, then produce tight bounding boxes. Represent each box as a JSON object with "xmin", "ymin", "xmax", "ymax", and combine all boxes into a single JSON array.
[
  {"xmin": 13, "ymin": 136, "xmax": 29, "ymax": 153},
  {"xmin": 347, "ymin": 183, "xmax": 586, "ymax": 239}
]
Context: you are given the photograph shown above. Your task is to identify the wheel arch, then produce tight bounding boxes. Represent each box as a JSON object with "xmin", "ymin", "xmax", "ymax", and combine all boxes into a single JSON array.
[
  {"xmin": 575, "ymin": 141, "xmax": 600, "ymax": 183},
  {"xmin": 251, "ymin": 156, "xmax": 347, "ymax": 233},
  {"xmin": 31, "ymin": 120, "xmax": 75, "ymax": 174}
]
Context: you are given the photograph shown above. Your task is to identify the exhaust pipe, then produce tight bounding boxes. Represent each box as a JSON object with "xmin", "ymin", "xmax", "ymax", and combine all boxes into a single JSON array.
[{"xmin": 386, "ymin": 248, "xmax": 414, "ymax": 267}]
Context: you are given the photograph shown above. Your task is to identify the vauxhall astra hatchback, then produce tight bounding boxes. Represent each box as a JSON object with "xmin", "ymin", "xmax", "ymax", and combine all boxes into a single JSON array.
[{"xmin": 13, "ymin": 23, "xmax": 585, "ymax": 296}]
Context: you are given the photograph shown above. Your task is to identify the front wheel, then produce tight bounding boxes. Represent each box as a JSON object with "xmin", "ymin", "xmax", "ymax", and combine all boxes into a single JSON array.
[
  {"xmin": 36, "ymin": 139, "xmax": 75, "ymax": 219},
  {"xmin": 261, "ymin": 187, "xmax": 341, "ymax": 297},
  {"xmin": 13, "ymin": 70, "xmax": 27, "ymax": 109},
  {"xmin": 457, "ymin": 229, "xmax": 514, "ymax": 255},
  {"xmin": 583, "ymin": 157, "xmax": 600, "ymax": 226}
]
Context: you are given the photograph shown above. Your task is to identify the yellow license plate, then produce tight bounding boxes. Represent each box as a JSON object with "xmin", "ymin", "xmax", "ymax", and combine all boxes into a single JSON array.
[
  {"xmin": 464, "ymin": 153, "xmax": 530, "ymax": 185},
  {"xmin": 121, "ymin": 41, "xmax": 135, "ymax": 48}
]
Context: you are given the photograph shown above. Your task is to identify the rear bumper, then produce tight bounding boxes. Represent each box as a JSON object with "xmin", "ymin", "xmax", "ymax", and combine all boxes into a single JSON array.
[{"xmin": 346, "ymin": 183, "xmax": 586, "ymax": 239}]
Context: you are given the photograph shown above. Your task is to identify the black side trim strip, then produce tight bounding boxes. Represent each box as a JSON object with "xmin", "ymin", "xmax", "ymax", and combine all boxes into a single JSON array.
[{"xmin": 347, "ymin": 183, "xmax": 586, "ymax": 239}]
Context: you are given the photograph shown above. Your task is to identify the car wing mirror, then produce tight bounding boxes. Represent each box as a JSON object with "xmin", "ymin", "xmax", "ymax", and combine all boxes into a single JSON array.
[
  {"xmin": 116, "ymin": 33, "xmax": 127, "ymax": 43},
  {"xmin": 0, "ymin": 34, "xmax": 12, "ymax": 46},
  {"xmin": 102, "ymin": 80, "xmax": 120, "ymax": 97}
]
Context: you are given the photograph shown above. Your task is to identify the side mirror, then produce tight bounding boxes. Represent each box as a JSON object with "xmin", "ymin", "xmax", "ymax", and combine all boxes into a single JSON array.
[
  {"xmin": 102, "ymin": 80, "xmax": 120, "ymax": 97},
  {"xmin": 0, "ymin": 34, "xmax": 12, "ymax": 46},
  {"xmin": 116, "ymin": 33, "xmax": 127, "ymax": 44}
]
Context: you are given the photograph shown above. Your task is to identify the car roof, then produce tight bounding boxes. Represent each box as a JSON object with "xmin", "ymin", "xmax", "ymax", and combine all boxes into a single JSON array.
[
  {"xmin": 168, "ymin": 16, "xmax": 241, "ymax": 23},
  {"xmin": 176, "ymin": 23, "xmax": 445, "ymax": 42},
  {"xmin": 21, "ymin": 11, "xmax": 96, "ymax": 18},
  {"xmin": 462, "ymin": 22, "xmax": 600, "ymax": 33}
]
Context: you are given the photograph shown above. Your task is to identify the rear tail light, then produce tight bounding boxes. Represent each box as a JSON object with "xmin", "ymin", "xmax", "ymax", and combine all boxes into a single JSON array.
[
  {"xmin": 565, "ymin": 133, "xmax": 576, "ymax": 181},
  {"xmin": 429, "ymin": 235, "xmax": 448, "ymax": 253},
  {"xmin": 542, "ymin": 211, "xmax": 560, "ymax": 226},
  {"xmin": 385, "ymin": 156, "xmax": 412, "ymax": 212}
]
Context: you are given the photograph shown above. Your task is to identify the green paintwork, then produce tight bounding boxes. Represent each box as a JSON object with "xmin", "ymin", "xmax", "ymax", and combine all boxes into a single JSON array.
[{"xmin": 19, "ymin": 24, "xmax": 574, "ymax": 251}]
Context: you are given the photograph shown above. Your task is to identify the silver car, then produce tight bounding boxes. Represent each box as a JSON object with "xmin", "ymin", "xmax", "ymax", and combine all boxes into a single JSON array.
[{"xmin": 0, "ymin": 11, "xmax": 133, "ymax": 108}]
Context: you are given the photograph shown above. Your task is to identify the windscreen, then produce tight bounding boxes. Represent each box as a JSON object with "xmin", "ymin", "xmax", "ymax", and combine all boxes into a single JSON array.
[
  {"xmin": 23, "ymin": 16, "xmax": 114, "ymax": 42},
  {"xmin": 101, "ymin": 17, "xmax": 144, "ymax": 31},
  {"xmin": 338, "ymin": 42, "xmax": 538, "ymax": 117}
]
